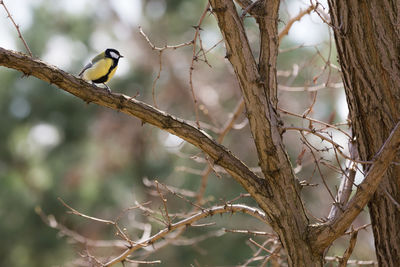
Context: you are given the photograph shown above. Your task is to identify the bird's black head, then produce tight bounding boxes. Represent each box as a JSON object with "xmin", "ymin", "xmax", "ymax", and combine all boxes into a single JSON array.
[{"xmin": 105, "ymin": 48, "xmax": 123, "ymax": 61}]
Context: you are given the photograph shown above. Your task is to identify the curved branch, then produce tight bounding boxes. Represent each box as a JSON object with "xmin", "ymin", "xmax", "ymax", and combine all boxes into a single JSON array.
[
  {"xmin": 311, "ymin": 121, "xmax": 400, "ymax": 251},
  {"xmin": 209, "ymin": 0, "xmax": 284, "ymax": 184},
  {"xmin": 0, "ymin": 46, "xmax": 272, "ymax": 207},
  {"xmin": 209, "ymin": 2, "xmax": 315, "ymax": 265},
  {"xmin": 278, "ymin": 4, "xmax": 316, "ymax": 44},
  {"xmin": 104, "ymin": 204, "xmax": 266, "ymax": 266}
]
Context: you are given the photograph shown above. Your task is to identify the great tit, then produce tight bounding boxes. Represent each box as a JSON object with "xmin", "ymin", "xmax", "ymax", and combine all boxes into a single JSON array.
[{"xmin": 79, "ymin": 48, "xmax": 123, "ymax": 92}]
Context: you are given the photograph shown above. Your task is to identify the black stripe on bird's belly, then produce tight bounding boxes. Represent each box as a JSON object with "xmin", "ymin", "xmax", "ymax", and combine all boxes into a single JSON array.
[
  {"xmin": 92, "ymin": 60, "xmax": 118, "ymax": 84},
  {"xmin": 92, "ymin": 75, "xmax": 109, "ymax": 83}
]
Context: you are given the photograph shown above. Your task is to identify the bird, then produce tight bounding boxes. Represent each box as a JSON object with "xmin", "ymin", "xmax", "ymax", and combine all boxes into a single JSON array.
[{"xmin": 79, "ymin": 48, "xmax": 123, "ymax": 92}]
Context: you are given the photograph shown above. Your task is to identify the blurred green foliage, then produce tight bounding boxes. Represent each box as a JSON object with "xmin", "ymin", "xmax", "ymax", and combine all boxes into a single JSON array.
[{"xmin": 0, "ymin": 0, "xmax": 374, "ymax": 266}]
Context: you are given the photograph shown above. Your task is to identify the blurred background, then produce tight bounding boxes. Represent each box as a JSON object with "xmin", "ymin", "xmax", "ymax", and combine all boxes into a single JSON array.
[{"xmin": 0, "ymin": 0, "xmax": 375, "ymax": 266}]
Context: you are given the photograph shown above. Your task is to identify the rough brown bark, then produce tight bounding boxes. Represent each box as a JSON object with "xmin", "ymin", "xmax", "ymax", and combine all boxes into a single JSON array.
[
  {"xmin": 2, "ymin": 1, "xmax": 400, "ymax": 264},
  {"xmin": 0, "ymin": 45, "xmax": 320, "ymax": 267},
  {"xmin": 208, "ymin": 1, "xmax": 322, "ymax": 266},
  {"xmin": 328, "ymin": 1, "xmax": 400, "ymax": 265},
  {"xmin": 0, "ymin": 47, "xmax": 269, "ymax": 208}
]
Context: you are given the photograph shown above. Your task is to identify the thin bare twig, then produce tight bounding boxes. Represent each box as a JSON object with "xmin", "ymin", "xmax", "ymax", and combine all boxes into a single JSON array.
[
  {"xmin": 124, "ymin": 259, "xmax": 161, "ymax": 265},
  {"xmin": 58, "ymin": 197, "xmax": 114, "ymax": 225},
  {"xmin": 155, "ymin": 179, "xmax": 206, "ymax": 211},
  {"xmin": 224, "ymin": 229, "xmax": 276, "ymax": 237},
  {"xmin": 202, "ymin": 38, "xmax": 224, "ymax": 55},
  {"xmin": 139, "ymin": 3, "xmax": 211, "ymax": 127},
  {"xmin": 138, "ymin": 26, "xmax": 193, "ymax": 108},
  {"xmin": 35, "ymin": 206, "xmax": 130, "ymax": 249},
  {"xmin": 143, "ymin": 177, "xmax": 197, "ymax": 198},
  {"xmin": 345, "ymin": 223, "xmax": 371, "ymax": 235},
  {"xmin": 278, "ymin": 107, "xmax": 351, "ymax": 138},
  {"xmin": 328, "ymin": 137, "xmax": 358, "ymax": 220},
  {"xmin": 278, "ymin": 4, "xmax": 316, "ymax": 43},
  {"xmin": 261, "ymin": 241, "xmax": 282, "ymax": 267},
  {"xmin": 151, "ymin": 51, "xmax": 163, "ymax": 108},
  {"xmin": 0, "ymin": 0, "xmax": 32, "ymax": 56},
  {"xmin": 242, "ymin": 239, "xmax": 275, "ymax": 267},
  {"xmin": 105, "ymin": 204, "xmax": 267, "ymax": 266},
  {"xmin": 194, "ymin": 1, "xmax": 331, "ymax": 206},
  {"xmin": 383, "ymin": 189, "xmax": 400, "ymax": 211},
  {"xmin": 139, "ymin": 26, "xmax": 193, "ymax": 51},
  {"xmin": 278, "ymin": 82, "xmax": 343, "ymax": 92},
  {"xmin": 325, "ymin": 257, "xmax": 377, "ymax": 266},
  {"xmin": 249, "ymin": 238, "xmax": 276, "ymax": 254},
  {"xmin": 197, "ymin": 99, "xmax": 245, "ymax": 204},
  {"xmin": 285, "ymin": 126, "xmax": 343, "ymax": 149},
  {"xmin": 302, "ymin": 91, "xmax": 318, "ymax": 118},
  {"xmin": 189, "ymin": 2, "xmax": 211, "ymax": 128},
  {"xmin": 339, "ymin": 228, "xmax": 358, "ymax": 267},
  {"xmin": 310, "ymin": 0, "xmax": 333, "ymax": 27},
  {"xmin": 300, "ymin": 133, "xmax": 336, "ymax": 203},
  {"xmin": 155, "ymin": 180, "xmax": 172, "ymax": 226},
  {"xmin": 313, "ymin": 121, "xmax": 400, "ymax": 250},
  {"xmin": 227, "ymin": 193, "xmax": 251, "ymax": 204},
  {"xmin": 285, "ymin": 126, "xmax": 377, "ymax": 165},
  {"xmin": 57, "ymin": 198, "xmax": 133, "ymax": 245}
]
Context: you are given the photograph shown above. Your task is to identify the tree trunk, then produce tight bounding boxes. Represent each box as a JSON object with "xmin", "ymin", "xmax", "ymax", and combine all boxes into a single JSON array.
[
  {"xmin": 328, "ymin": 1, "xmax": 400, "ymax": 265},
  {"xmin": 4, "ymin": 0, "xmax": 400, "ymax": 265},
  {"xmin": 208, "ymin": 1, "xmax": 325, "ymax": 266}
]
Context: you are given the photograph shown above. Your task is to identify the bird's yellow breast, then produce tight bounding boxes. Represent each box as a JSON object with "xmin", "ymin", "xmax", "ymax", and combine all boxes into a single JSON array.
[{"xmin": 82, "ymin": 58, "xmax": 115, "ymax": 82}]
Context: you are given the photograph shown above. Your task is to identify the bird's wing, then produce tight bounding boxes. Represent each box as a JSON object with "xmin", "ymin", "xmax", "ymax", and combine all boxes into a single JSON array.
[
  {"xmin": 78, "ymin": 62, "xmax": 93, "ymax": 77},
  {"xmin": 91, "ymin": 51, "xmax": 106, "ymax": 64},
  {"xmin": 78, "ymin": 51, "xmax": 105, "ymax": 77}
]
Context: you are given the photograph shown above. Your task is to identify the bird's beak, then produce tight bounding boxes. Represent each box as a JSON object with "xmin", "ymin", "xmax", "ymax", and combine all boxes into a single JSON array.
[{"xmin": 120, "ymin": 55, "xmax": 124, "ymax": 58}]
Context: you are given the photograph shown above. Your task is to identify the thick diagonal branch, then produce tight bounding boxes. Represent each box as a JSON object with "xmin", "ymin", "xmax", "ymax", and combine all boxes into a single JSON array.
[
  {"xmin": 0, "ymin": 47, "xmax": 273, "ymax": 214},
  {"xmin": 208, "ymin": 1, "xmax": 314, "ymax": 266},
  {"xmin": 209, "ymin": 0, "xmax": 292, "ymax": 186},
  {"xmin": 311, "ymin": 121, "xmax": 400, "ymax": 251}
]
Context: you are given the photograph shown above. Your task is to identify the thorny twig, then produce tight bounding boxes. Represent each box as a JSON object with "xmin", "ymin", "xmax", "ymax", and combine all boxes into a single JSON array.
[
  {"xmin": 278, "ymin": 4, "xmax": 316, "ymax": 43},
  {"xmin": 339, "ymin": 227, "xmax": 358, "ymax": 267},
  {"xmin": 54, "ymin": 191, "xmax": 267, "ymax": 266},
  {"xmin": 300, "ymin": 132, "xmax": 337, "ymax": 204},
  {"xmin": 279, "ymin": 107, "xmax": 351, "ymax": 137},
  {"xmin": 104, "ymin": 204, "xmax": 267, "ymax": 266},
  {"xmin": 302, "ymin": 91, "xmax": 318, "ymax": 118},
  {"xmin": 155, "ymin": 180, "xmax": 172, "ymax": 226},
  {"xmin": 28, "ymin": 1, "xmax": 377, "ymax": 265},
  {"xmin": 57, "ymin": 198, "xmax": 134, "ymax": 246},
  {"xmin": 139, "ymin": 3, "xmax": 211, "ymax": 127},
  {"xmin": 328, "ymin": 137, "xmax": 358, "ymax": 220},
  {"xmin": 189, "ymin": 2, "xmax": 211, "ymax": 127},
  {"xmin": 138, "ymin": 26, "xmax": 193, "ymax": 108},
  {"xmin": 36, "ymin": 206, "xmax": 131, "ymax": 248},
  {"xmin": 195, "ymin": 1, "xmax": 327, "ymax": 210},
  {"xmin": 197, "ymin": 99, "xmax": 245, "ymax": 204},
  {"xmin": 285, "ymin": 126, "xmax": 379, "ymax": 165},
  {"xmin": 0, "ymin": 0, "xmax": 32, "ymax": 56}
]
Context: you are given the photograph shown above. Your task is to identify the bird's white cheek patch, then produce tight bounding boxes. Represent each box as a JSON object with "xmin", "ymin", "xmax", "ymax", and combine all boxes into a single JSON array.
[{"xmin": 110, "ymin": 51, "xmax": 119, "ymax": 59}]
